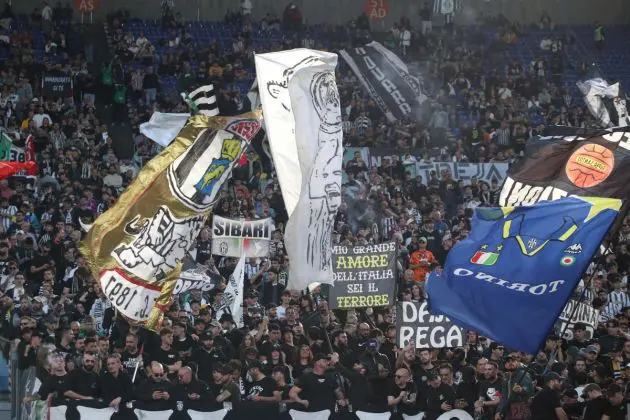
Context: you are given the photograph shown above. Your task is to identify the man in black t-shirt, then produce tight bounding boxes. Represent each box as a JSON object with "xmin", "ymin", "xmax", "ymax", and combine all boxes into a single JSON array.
[
  {"xmin": 149, "ymin": 327, "xmax": 182, "ymax": 378},
  {"xmin": 605, "ymin": 384, "xmax": 627, "ymax": 420},
  {"xmin": 424, "ymin": 371, "xmax": 455, "ymax": 420},
  {"xmin": 387, "ymin": 367, "xmax": 418, "ymax": 415},
  {"xmin": 530, "ymin": 372, "xmax": 567, "ymax": 420},
  {"xmin": 64, "ymin": 352, "xmax": 102, "ymax": 400},
  {"xmin": 475, "ymin": 361, "xmax": 504, "ymax": 420},
  {"xmin": 120, "ymin": 333, "xmax": 142, "ymax": 376},
  {"xmin": 289, "ymin": 354, "xmax": 346, "ymax": 412},
  {"xmin": 582, "ymin": 383, "xmax": 611, "ymax": 420},
  {"xmin": 245, "ymin": 360, "xmax": 277, "ymax": 402}
]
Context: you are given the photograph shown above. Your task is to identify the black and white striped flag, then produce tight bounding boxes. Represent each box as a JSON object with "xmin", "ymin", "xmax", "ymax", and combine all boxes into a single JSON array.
[{"xmin": 181, "ymin": 84, "xmax": 219, "ymax": 116}]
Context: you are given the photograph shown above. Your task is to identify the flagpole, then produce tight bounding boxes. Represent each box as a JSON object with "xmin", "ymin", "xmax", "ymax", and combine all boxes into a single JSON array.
[{"xmin": 132, "ymin": 344, "xmax": 145, "ymax": 383}]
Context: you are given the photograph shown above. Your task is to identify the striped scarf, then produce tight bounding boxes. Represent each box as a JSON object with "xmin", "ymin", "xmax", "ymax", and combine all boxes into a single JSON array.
[{"xmin": 181, "ymin": 84, "xmax": 219, "ymax": 117}]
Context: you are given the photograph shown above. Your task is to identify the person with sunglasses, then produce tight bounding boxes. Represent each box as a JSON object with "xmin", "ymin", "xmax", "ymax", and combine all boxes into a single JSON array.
[{"xmin": 135, "ymin": 361, "xmax": 174, "ymax": 410}]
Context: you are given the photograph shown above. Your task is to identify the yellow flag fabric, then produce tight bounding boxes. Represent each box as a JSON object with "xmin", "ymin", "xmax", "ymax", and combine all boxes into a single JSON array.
[{"xmin": 79, "ymin": 112, "xmax": 262, "ymax": 330}]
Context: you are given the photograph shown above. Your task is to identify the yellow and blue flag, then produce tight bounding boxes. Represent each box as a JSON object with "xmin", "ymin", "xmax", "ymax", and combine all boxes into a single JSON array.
[{"xmin": 427, "ymin": 196, "xmax": 621, "ymax": 354}]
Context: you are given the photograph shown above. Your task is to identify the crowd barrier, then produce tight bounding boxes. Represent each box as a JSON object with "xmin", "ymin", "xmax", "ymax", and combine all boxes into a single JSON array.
[{"xmin": 26, "ymin": 400, "xmax": 432, "ymax": 420}]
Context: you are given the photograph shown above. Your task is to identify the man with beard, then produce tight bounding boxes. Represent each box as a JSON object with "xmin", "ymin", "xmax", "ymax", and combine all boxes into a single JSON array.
[
  {"xmin": 331, "ymin": 330, "xmax": 351, "ymax": 365},
  {"xmin": 245, "ymin": 360, "xmax": 277, "ymax": 402},
  {"xmin": 387, "ymin": 367, "xmax": 418, "ymax": 418},
  {"xmin": 530, "ymin": 372, "xmax": 567, "ymax": 420},
  {"xmin": 475, "ymin": 361, "xmax": 504, "ymax": 420},
  {"xmin": 64, "ymin": 352, "xmax": 102, "ymax": 400},
  {"xmin": 499, "ymin": 356, "xmax": 533, "ymax": 420},
  {"xmin": 192, "ymin": 334, "xmax": 224, "ymax": 383},
  {"xmin": 120, "ymin": 333, "xmax": 142, "ymax": 376},
  {"xmin": 101, "ymin": 355, "xmax": 134, "ymax": 410},
  {"xmin": 412, "ymin": 348, "xmax": 435, "ymax": 391},
  {"xmin": 424, "ymin": 371, "xmax": 455, "ymax": 420},
  {"xmin": 289, "ymin": 354, "xmax": 347, "ymax": 412},
  {"xmin": 220, "ymin": 313, "xmax": 244, "ymax": 350}
]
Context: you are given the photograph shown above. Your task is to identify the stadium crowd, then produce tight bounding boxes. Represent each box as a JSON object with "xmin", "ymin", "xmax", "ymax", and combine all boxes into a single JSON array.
[{"xmin": 1, "ymin": 2, "xmax": 630, "ymax": 420}]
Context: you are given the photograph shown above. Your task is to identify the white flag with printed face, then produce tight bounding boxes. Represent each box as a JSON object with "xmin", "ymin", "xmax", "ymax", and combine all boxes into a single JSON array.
[
  {"xmin": 215, "ymin": 255, "xmax": 246, "ymax": 327},
  {"xmin": 255, "ymin": 49, "xmax": 342, "ymax": 291}
]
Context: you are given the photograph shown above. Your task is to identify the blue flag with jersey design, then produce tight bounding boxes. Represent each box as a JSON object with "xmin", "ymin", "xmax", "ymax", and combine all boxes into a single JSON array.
[{"xmin": 427, "ymin": 196, "xmax": 621, "ymax": 354}]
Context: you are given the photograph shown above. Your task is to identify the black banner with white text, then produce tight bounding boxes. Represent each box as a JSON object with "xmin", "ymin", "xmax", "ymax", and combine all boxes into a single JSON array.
[
  {"xmin": 41, "ymin": 72, "xmax": 74, "ymax": 97},
  {"xmin": 329, "ymin": 242, "xmax": 397, "ymax": 309},
  {"xmin": 340, "ymin": 41, "xmax": 426, "ymax": 122},
  {"xmin": 396, "ymin": 301, "xmax": 467, "ymax": 349}
]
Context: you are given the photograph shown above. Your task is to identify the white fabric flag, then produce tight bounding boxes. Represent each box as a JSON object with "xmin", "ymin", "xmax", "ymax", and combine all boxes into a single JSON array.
[
  {"xmin": 139, "ymin": 112, "xmax": 189, "ymax": 147},
  {"xmin": 255, "ymin": 50, "xmax": 342, "ymax": 291},
  {"xmin": 576, "ymin": 77, "xmax": 630, "ymax": 128},
  {"xmin": 215, "ymin": 255, "xmax": 246, "ymax": 327}
]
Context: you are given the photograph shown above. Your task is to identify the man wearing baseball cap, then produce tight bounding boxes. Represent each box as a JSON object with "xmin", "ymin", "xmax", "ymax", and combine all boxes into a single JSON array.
[{"xmin": 530, "ymin": 372, "xmax": 567, "ymax": 420}]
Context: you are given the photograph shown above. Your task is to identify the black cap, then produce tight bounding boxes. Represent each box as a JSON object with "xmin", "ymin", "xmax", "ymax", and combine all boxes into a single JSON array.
[
  {"xmin": 563, "ymin": 388, "xmax": 578, "ymax": 398},
  {"xmin": 219, "ymin": 313, "xmax": 234, "ymax": 324},
  {"xmin": 543, "ymin": 372, "xmax": 561, "ymax": 383},
  {"xmin": 248, "ymin": 360, "xmax": 263, "ymax": 370},
  {"xmin": 426, "ymin": 371, "xmax": 440, "ymax": 381},
  {"xmin": 573, "ymin": 322, "xmax": 587, "ymax": 332},
  {"xmin": 313, "ymin": 353, "xmax": 330, "ymax": 362}
]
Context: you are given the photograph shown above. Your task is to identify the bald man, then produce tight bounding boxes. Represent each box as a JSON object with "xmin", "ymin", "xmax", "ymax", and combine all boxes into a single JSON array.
[
  {"xmin": 135, "ymin": 361, "xmax": 174, "ymax": 410},
  {"xmin": 173, "ymin": 365, "xmax": 214, "ymax": 409}
]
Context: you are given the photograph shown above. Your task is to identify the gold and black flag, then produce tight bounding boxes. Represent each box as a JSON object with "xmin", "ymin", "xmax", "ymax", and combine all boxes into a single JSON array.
[{"xmin": 79, "ymin": 112, "xmax": 262, "ymax": 329}]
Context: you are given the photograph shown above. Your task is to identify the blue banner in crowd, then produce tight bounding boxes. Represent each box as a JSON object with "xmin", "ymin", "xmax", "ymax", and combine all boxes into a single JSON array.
[{"xmin": 427, "ymin": 196, "xmax": 621, "ymax": 354}]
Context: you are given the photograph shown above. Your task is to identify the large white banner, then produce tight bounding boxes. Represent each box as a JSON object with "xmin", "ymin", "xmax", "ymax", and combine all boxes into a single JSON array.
[
  {"xmin": 39, "ymin": 406, "xmax": 432, "ymax": 420},
  {"xmin": 211, "ymin": 215, "xmax": 271, "ymax": 257},
  {"xmin": 215, "ymin": 255, "xmax": 246, "ymax": 327},
  {"xmin": 255, "ymin": 50, "xmax": 342, "ymax": 291}
]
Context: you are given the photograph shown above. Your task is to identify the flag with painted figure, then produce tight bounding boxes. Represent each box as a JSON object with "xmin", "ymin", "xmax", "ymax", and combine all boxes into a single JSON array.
[
  {"xmin": 499, "ymin": 128, "xmax": 630, "ymax": 207},
  {"xmin": 211, "ymin": 215, "xmax": 272, "ymax": 258},
  {"xmin": 79, "ymin": 112, "xmax": 262, "ymax": 330},
  {"xmin": 255, "ymin": 49, "xmax": 343, "ymax": 291},
  {"xmin": 214, "ymin": 255, "xmax": 246, "ymax": 328},
  {"xmin": 427, "ymin": 196, "xmax": 620, "ymax": 354}
]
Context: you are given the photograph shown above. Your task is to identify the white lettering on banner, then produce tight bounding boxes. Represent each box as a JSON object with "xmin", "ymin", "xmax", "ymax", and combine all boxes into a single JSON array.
[
  {"xmin": 414, "ymin": 162, "xmax": 509, "ymax": 185},
  {"xmin": 601, "ymin": 132, "xmax": 630, "ymax": 150},
  {"xmin": 0, "ymin": 145, "xmax": 25, "ymax": 162},
  {"xmin": 499, "ymin": 177, "xmax": 570, "ymax": 207},
  {"xmin": 112, "ymin": 206, "xmax": 206, "ymax": 282},
  {"xmin": 332, "ymin": 242, "xmax": 396, "ymax": 254},
  {"xmin": 99, "ymin": 270, "xmax": 160, "ymax": 321},
  {"xmin": 212, "ymin": 216, "xmax": 272, "ymax": 239},
  {"xmin": 355, "ymin": 47, "xmax": 412, "ymax": 116},
  {"xmin": 173, "ymin": 278, "xmax": 216, "ymax": 294},
  {"xmin": 332, "ymin": 269, "xmax": 393, "ymax": 281},
  {"xmin": 398, "ymin": 301, "xmax": 465, "ymax": 348},
  {"xmin": 555, "ymin": 299, "xmax": 599, "ymax": 340},
  {"xmin": 398, "ymin": 325, "xmax": 465, "ymax": 348},
  {"xmin": 452, "ymin": 268, "xmax": 565, "ymax": 295}
]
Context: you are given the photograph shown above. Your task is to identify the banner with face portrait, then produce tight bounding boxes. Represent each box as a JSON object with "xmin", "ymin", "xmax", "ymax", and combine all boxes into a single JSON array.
[{"xmin": 255, "ymin": 50, "xmax": 343, "ymax": 291}]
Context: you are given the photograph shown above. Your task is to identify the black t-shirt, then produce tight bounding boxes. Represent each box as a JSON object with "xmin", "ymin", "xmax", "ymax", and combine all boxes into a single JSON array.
[
  {"xmin": 606, "ymin": 402, "xmax": 627, "ymax": 420},
  {"xmin": 583, "ymin": 396, "xmax": 611, "ymax": 420},
  {"xmin": 296, "ymin": 372, "xmax": 337, "ymax": 412},
  {"xmin": 172, "ymin": 335, "xmax": 194, "ymax": 359},
  {"xmin": 530, "ymin": 387, "xmax": 561, "ymax": 420},
  {"xmin": 425, "ymin": 383, "xmax": 456, "ymax": 420},
  {"xmin": 388, "ymin": 381, "xmax": 419, "ymax": 414},
  {"xmin": 38, "ymin": 373, "xmax": 70, "ymax": 401},
  {"xmin": 69, "ymin": 368, "xmax": 102, "ymax": 398},
  {"xmin": 478, "ymin": 378, "xmax": 504, "ymax": 420},
  {"xmin": 120, "ymin": 350, "xmax": 141, "ymax": 375},
  {"xmin": 246, "ymin": 375, "xmax": 277, "ymax": 399},
  {"xmin": 150, "ymin": 346, "xmax": 181, "ymax": 368}
]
